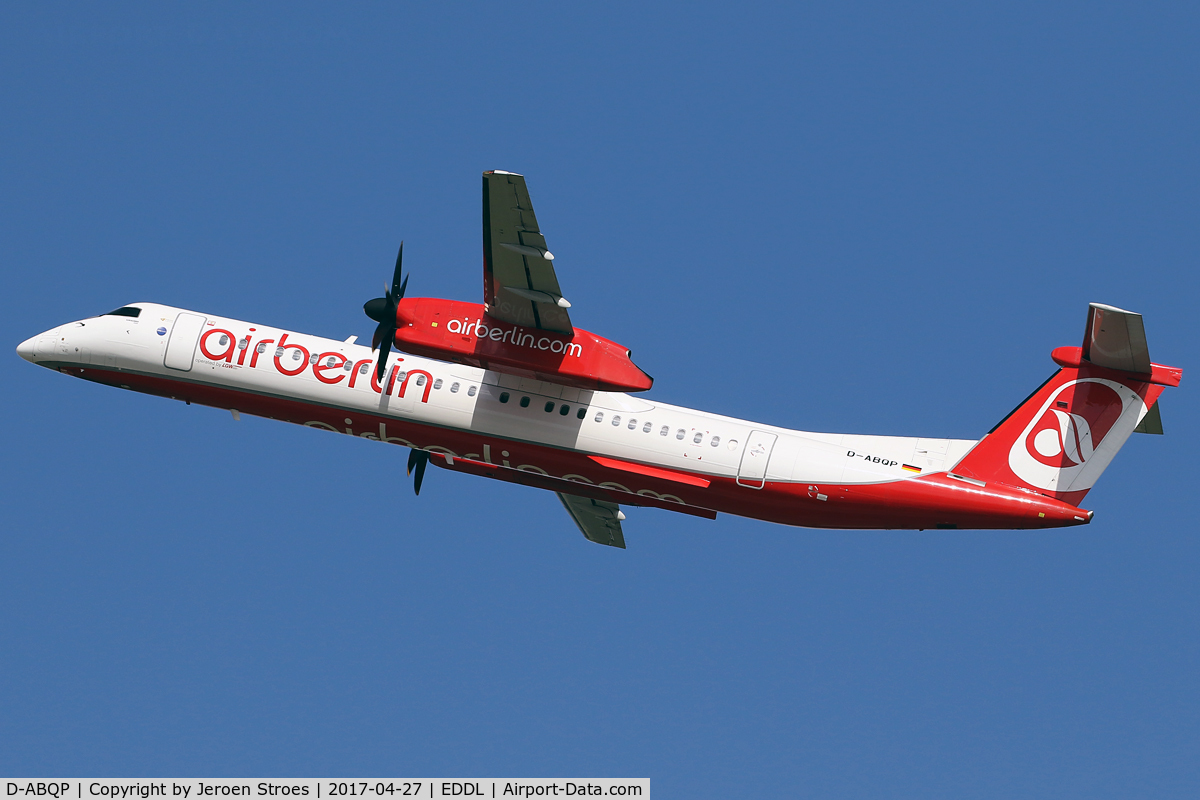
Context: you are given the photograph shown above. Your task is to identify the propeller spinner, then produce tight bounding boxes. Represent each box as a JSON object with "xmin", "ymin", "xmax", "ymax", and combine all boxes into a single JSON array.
[{"xmin": 363, "ymin": 241, "xmax": 409, "ymax": 382}]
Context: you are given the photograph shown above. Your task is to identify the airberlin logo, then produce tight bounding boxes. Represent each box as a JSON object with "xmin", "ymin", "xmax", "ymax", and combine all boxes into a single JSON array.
[
  {"xmin": 196, "ymin": 327, "xmax": 432, "ymax": 402},
  {"xmin": 444, "ymin": 318, "xmax": 583, "ymax": 358},
  {"xmin": 1026, "ymin": 398, "xmax": 1119, "ymax": 468},
  {"xmin": 1007, "ymin": 378, "xmax": 1142, "ymax": 492}
]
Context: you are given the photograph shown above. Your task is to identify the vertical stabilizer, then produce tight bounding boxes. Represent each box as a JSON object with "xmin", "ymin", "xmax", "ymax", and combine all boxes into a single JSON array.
[{"xmin": 950, "ymin": 304, "xmax": 1179, "ymax": 506}]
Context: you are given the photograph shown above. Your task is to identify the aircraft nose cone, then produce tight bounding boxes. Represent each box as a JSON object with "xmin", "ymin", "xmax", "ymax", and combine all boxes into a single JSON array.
[{"xmin": 16, "ymin": 336, "xmax": 37, "ymax": 363}]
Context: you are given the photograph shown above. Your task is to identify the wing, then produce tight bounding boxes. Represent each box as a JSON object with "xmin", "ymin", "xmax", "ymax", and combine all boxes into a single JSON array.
[
  {"xmin": 429, "ymin": 452, "xmax": 717, "ymax": 549},
  {"xmin": 482, "ymin": 170, "xmax": 573, "ymax": 334},
  {"xmin": 557, "ymin": 492, "xmax": 626, "ymax": 549}
]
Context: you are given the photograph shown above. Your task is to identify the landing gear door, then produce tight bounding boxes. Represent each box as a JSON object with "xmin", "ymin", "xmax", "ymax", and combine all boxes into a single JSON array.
[
  {"xmin": 737, "ymin": 430, "xmax": 778, "ymax": 489},
  {"xmin": 164, "ymin": 313, "xmax": 207, "ymax": 371}
]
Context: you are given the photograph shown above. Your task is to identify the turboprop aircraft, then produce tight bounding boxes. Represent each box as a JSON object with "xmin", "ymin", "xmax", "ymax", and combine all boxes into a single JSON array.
[{"xmin": 16, "ymin": 171, "xmax": 1182, "ymax": 548}]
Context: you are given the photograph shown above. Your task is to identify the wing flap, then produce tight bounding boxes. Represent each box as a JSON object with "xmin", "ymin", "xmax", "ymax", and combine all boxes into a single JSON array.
[{"xmin": 557, "ymin": 493, "xmax": 626, "ymax": 548}]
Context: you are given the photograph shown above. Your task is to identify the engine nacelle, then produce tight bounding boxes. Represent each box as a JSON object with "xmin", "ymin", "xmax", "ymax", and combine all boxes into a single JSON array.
[{"xmin": 392, "ymin": 298, "xmax": 653, "ymax": 392}]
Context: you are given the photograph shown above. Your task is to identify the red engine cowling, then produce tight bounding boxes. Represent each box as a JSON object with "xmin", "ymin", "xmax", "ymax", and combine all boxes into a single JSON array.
[{"xmin": 392, "ymin": 298, "xmax": 653, "ymax": 392}]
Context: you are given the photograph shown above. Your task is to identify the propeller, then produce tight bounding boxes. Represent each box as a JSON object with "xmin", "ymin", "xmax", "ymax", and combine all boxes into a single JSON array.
[
  {"xmin": 366, "ymin": 244, "xmax": 430, "ymax": 496},
  {"xmin": 407, "ymin": 449, "xmax": 430, "ymax": 495},
  {"xmin": 363, "ymin": 241, "xmax": 409, "ymax": 382}
]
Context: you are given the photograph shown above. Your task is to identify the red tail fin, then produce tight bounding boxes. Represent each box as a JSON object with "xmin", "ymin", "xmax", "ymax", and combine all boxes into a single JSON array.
[
  {"xmin": 952, "ymin": 365, "xmax": 1164, "ymax": 505},
  {"xmin": 951, "ymin": 302, "xmax": 1178, "ymax": 506}
]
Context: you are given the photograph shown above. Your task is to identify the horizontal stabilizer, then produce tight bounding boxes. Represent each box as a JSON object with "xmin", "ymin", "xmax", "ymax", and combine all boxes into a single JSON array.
[
  {"xmin": 1133, "ymin": 400, "xmax": 1164, "ymax": 434},
  {"xmin": 948, "ymin": 302, "xmax": 1179, "ymax": 505},
  {"xmin": 1084, "ymin": 303, "xmax": 1151, "ymax": 373}
]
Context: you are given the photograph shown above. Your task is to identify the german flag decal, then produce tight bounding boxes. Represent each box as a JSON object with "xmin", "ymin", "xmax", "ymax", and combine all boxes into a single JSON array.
[{"xmin": 902, "ymin": 464, "xmax": 922, "ymax": 473}]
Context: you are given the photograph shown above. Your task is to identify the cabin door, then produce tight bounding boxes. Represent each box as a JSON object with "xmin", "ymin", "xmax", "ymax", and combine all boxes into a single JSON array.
[
  {"xmin": 164, "ymin": 313, "xmax": 207, "ymax": 371},
  {"xmin": 736, "ymin": 430, "xmax": 778, "ymax": 489}
]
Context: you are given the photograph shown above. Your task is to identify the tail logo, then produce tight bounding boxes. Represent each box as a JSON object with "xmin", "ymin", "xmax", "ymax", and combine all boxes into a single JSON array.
[
  {"xmin": 1026, "ymin": 385, "xmax": 1122, "ymax": 468},
  {"xmin": 1008, "ymin": 378, "xmax": 1142, "ymax": 492}
]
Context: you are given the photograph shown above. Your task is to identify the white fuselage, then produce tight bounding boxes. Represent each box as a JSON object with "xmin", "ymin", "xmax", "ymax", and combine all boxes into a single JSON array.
[{"xmin": 22, "ymin": 303, "xmax": 977, "ymax": 493}]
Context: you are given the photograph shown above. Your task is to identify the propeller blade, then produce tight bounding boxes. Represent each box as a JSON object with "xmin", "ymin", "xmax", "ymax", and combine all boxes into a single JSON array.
[
  {"xmin": 375, "ymin": 337, "xmax": 392, "ymax": 383},
  {"xmin": 390, "ymin": 242, "xmax": 405, "ymax": 301},
  {"xmin": 363, "ymin": 241, "xmax": 407, "ymax": 383},
  {"xmin": 407, "ymin": 448, "xmax": 421, "ymax": 475},
  {"xmin": 412, "ymin": 451, "xmax": 429, "ymax": 495}
]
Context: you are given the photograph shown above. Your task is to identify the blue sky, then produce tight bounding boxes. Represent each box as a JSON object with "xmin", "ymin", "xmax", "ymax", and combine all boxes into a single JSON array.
[{"xmin": 1, "ymin": 2, "xmax": 1196, "ymax": 796}]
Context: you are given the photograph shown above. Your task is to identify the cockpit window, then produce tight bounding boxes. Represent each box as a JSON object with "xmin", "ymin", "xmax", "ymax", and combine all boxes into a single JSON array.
[{"xmin": 105, "ymin": 307, "xmax": 141, "ymax": 318}]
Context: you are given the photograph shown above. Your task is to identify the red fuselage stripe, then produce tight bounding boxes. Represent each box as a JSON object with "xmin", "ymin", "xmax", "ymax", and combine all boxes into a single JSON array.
[{"xmin": 65, "ymin": 364, "xmax": 1091, "ymax": 530}]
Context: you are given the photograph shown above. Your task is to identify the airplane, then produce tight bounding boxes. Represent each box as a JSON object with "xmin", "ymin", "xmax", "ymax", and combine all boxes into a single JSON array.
[{"xmin": 16, "ymin": 171, "xmax": 1182, "ymax": 548}]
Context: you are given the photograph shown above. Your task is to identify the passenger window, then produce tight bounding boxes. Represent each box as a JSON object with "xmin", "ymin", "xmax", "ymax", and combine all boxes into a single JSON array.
[
  {"xmin": 450, "ymin": 382, "xmax": 460, "ymax": 393},
  {"xmin": 500, "ymin": 392, "xmax": 510, "ymax": 403},
  {"xmin": 577, "ymin": 407, "xmax": 586, "ymax": 419},
  {"xmin": 676, "ymin": 429, "xmax": 685, "ymax": 440},
  {"xmin": 342, "ymin": 360, "xmax": 352, "ymax": 371},
  {"xmin": 559, "ymin": 404, "xmax": 570, "ymax": 416},
  {"xmin": 396, "ymin": 371, "xmax": 407, "ymax": 382},
  {"xmin": 612, "ymin": 415, "xmax": 621, "ymax": 426},
  {"xmin": 544, "ymin": 401, "xmax": 555, "ymax": 412},
  {"xmin": 594, "ymin": 412, "xmax": 604, "ymax": 423},
  {"xmin": 359, "ymin": 363, "xmax": 369, "ymax": 374},
  {"xmin": 660, "ymin": 425, "xmax": 669, "ymax": 436},
  {"xmin": 238, "ymin": 339, "xmax": 248, "ymax": 350},
  {"xmin": 308, "ymin": 353, "xmax": 318, "ymax": 364},
  {"xmin": 643, "ymin": 422, "xmax": 652, "ymax": 433},
  {"xmin": 219, "ymin": 335, "xmax": 229, "ymax": 347},
  {"xmin": 468, "ymin": 385, "xmax": 477, "ymax": 397},
  {"xmin": 628, "ymin": 418, "xmax": 637, "ymax": 430},
  {"xmin": 256, "ymin": 343, "xmax": 267, "ymax": 354},
  {"xmin": 520, "ymin": 396, "xmax": 530, "ymax": 408},
  {"xmin": 415, "ymin": 375, "xmax": 425, "ymax": 386},
  {"xmin": 433, "ymin": 378, "xmax": 443, "ymax": 389},
  {"xmin": 711, "ymin": 436, "xmax": 720, "ymax": 447},
  {"xmin": 293, "ymin": 350, "xmax": 303, "ymax": 361},
  {"xmin": 275, "ymin": 347, "xmax": 284, "ymax": 357},
  {"xmin": 325, "ymin": 357, "xmax": 337, "ymax": 367},
  {"xmin": 693, "ymin": 432, "xmax": 703, "ymax": 444}
]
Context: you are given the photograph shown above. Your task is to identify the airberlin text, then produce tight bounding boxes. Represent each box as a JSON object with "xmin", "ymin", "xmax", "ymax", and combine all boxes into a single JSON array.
[
  {"xmin": 195, "ymin": 327, "xmax": 432, "ymax": 402},
  {"xmin": 847, "ymin": 451, "xmax": 899, "ymax": 467},
  {"xmin": 446, "ymin": 318, "xmax": 583, "ymax": 358}
]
